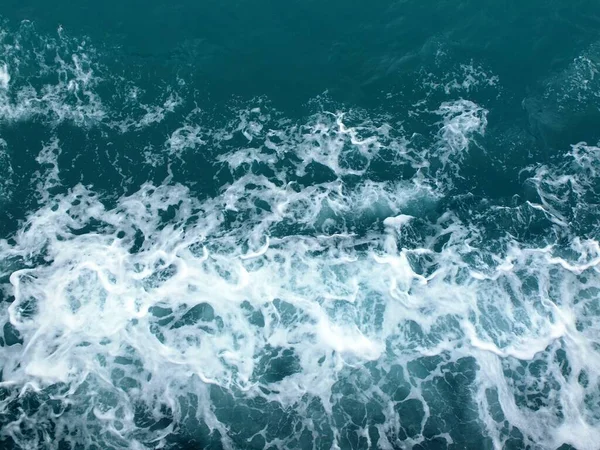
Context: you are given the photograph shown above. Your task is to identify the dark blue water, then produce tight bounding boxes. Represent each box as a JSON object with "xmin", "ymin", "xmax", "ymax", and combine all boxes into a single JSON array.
[{"xmin": 1, "ymin": 2, "xmax": 600, "ymax": 449}]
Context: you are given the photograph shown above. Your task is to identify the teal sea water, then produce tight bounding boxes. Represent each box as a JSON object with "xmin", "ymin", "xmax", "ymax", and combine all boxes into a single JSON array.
[{"xmin": 1, "ymin": 2, "xmax": 600, "ymax": 449}]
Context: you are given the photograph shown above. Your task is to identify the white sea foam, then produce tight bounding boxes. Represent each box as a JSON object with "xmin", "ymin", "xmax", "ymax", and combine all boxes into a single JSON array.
[
  {"xmin": 0, "ymin": 37, "xmax": 106, "ymax": 125},
  {"xmin": 0, "ymin": 23, "xmax": 181, "ymax": 130},
  {"xmin": 0, "ymin": 137, "xmax": 14, "ymax": 203},
  {"xmin": 0, "ymin": 63, "xmax": 10, "ymax": 89},
  {"xmin": 1, "ymin": 115, "xmax": 599, "ymax": 449},
  {"xmin": 423, "ymin": 62, "xmax": 500, "ymax": 95},
  {"xmin": 0, "ymin": 20, "xmax": 599, "ymax": 450}
]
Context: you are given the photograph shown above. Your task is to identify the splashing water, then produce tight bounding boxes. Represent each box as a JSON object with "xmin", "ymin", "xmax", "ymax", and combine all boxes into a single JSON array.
[{"xmin": 0, "ymin": 17, "xmax": 599, "ymax": 450}]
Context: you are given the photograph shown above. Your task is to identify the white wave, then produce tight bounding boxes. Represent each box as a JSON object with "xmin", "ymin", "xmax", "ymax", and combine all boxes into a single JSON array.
[
  {"xmin": 1, "ymin": 136, "xmax": 599, "ymax": 448},
  {"xmin": 0, "ymin": 19, "xmax": 598, "ymax": 450}
]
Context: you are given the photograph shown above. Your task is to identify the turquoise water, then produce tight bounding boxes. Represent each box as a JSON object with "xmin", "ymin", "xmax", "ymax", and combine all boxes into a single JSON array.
[{"xmin": 1, "ymin": 2, "xmax": 600, "ymax": 449}]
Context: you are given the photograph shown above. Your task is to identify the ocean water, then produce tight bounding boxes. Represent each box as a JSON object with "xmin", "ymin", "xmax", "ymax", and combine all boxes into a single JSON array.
[{"xmin": 1, "ymin": 2, "xmax": 600, "ymax": 449}]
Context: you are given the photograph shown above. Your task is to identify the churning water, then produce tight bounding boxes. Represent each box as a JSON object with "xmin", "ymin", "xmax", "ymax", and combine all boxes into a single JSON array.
[{"xmin": 1, "ymin": 3, "xmax": 600, "ymax": 449}]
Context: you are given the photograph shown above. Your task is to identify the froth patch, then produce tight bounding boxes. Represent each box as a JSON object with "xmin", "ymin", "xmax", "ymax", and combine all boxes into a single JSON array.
[
  {"xmin": 0, "ymin": 63, "xmax": 9, "ymax": 89},
  {"xmin": 1, "ymin": 165, "xmax": 599, "ymax": 449}
]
